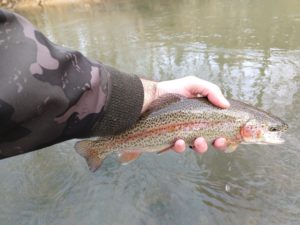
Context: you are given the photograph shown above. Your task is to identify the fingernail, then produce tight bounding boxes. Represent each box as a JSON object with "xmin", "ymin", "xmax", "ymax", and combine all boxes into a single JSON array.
[{"xmin": 223, "ymin": 98, "xmax": 230, "ymax": 108}]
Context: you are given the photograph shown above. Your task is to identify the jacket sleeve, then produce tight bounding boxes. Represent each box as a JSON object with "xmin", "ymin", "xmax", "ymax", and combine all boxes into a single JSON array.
[{"xmin": 0, "ymin": 9, "xmax": 144, "ymax": 159}]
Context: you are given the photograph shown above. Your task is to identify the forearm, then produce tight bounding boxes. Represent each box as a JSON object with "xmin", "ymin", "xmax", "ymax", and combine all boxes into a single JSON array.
[{"xmin": 0, "ymin": 9, "xmax": 144, "ymax": 158}]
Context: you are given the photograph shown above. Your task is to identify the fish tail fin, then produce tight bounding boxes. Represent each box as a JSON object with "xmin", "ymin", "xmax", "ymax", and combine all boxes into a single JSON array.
[{"xmin": 75, "ymin": 140, "xmax": 107, "ymax": 172}]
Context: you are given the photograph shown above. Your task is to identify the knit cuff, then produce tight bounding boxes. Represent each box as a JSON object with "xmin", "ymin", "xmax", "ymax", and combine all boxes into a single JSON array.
[{"xmin": 93, "ymin": 66, "xmax": 144, "ymax": 136}]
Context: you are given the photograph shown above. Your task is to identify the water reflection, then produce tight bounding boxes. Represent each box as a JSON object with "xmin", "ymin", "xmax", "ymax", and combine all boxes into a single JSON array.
[
  {"xmin": 1, "ymin": 0, "xmax": 299, "ymax": 224},
  {"xmin": 18, "ymin": 0, "xmax": 300, "ymax": 110}
]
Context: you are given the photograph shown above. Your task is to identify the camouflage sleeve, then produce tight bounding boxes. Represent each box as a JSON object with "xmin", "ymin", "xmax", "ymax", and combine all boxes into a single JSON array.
[{"xmin": 0, "ymin": 9, "xmax": 144, "ymax": 159}]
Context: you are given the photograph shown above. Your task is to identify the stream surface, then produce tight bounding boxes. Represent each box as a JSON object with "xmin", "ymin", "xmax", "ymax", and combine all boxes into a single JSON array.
[{"xmin": 1, "ymin": 1, "xmax": 300, "ymax": 224}]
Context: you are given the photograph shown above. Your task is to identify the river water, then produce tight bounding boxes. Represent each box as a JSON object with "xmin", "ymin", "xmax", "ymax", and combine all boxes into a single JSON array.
[{"xmin": 1, "ymin": 0, "xmax": 300, "ymax": 224}]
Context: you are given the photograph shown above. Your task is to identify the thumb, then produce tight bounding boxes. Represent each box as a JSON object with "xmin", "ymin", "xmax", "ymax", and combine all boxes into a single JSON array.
[
  {"xmin": 206, "ymin": 90, "xmax": 230, "ymax": 109},
  {"xmin": 188, "ymin": 78, "xmax": 230, "ymax": 109}
]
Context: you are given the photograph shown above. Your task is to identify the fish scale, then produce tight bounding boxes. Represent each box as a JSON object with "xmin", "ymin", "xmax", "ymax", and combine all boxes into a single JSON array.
[{"xmin": 75, "ymin": 94, "xmax": 288, "ymax": 172}]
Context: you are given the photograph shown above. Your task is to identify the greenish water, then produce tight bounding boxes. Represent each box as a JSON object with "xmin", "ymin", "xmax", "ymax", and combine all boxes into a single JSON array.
[{"xmin": 1, "ymin": 0, "xmax": 300, "ymax": 224}]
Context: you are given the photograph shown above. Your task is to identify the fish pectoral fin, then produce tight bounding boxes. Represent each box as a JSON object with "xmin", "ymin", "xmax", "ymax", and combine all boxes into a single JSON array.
[
  {"xmin": 224, "ymin": 142, "xmax": 239, "ymax": 153},
  {"xmin": 118, "ymin": 151, "xmax": 142, "ymax": 164},
  {"xmin": 75, "ymin": 140, "xmax": 105, "ymax": 172}
]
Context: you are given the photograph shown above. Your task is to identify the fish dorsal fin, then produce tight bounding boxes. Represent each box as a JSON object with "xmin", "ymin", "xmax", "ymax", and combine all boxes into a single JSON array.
[
  {"xmin": 143, "ymin": 94, "xmax": 184, "ymax": 116},
  {"xmin": 75, "ymin": 140, "xmax": 106, "ymax": 172},
  {"xmin": 118, "ymin": 151, "xmax": 142, "ymax": 164}
]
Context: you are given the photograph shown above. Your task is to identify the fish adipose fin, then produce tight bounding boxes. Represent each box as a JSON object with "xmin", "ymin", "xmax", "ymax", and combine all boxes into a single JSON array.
[
  {"xmin": 118, "ymin": 151, "xmax": 142, "ymax": 164},
  {"xmin": 75, "ymin": 140, "xmax": 105, "ymax": 172}
]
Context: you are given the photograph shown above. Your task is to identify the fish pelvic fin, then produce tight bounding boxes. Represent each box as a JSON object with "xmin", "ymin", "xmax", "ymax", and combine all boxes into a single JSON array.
[
  {"xmin": 157, "ymin": 144, "xmax": 173, "ymax": 154},
  {"xmin": 75, "ymin": 140, "xmax": 106, "ymax": 172},
  {"xmin": 118, "ymin": 151, "xmax": 142, "ymax": 165}
]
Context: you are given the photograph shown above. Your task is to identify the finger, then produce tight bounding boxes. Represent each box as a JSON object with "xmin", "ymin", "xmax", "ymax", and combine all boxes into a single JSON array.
[
  {"xmin": 206, "ymin": 89, "xmax": 230, "ymax": 109},
  {"xmin": 172, "ymin": 139, "xmax": 186, "ymax": 153},
  {"xmin": 192, "ymin": 137, "xmax": 208, "ymax": 154},
  {"xmin": 213, "ymin": 138, "xmax": 227, "ymax": 151},
  {"xmin": 188, "ymin": 78, "xmax": 230, "ymax": 109}
]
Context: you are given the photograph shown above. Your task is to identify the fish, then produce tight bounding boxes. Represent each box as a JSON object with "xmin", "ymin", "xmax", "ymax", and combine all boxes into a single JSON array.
[{"xmin": 75, "ymin": 94, "xmax": 288, "ymax": 171}]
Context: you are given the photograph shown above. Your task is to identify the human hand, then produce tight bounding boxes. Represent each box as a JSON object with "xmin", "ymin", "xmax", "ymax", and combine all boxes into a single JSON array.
[
  {"xmin": 156, "ymin": 76, "xmax": 230, "ymax": 108},
  {"xmin": 141, "ymin": 76, "xmax": 230, "ymax": 154}
]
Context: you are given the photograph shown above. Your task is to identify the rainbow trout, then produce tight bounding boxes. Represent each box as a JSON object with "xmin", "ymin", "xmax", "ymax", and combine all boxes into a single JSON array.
[{"xmin": 75, "ymin": 94, "xmax": 288, "ymax": 171}]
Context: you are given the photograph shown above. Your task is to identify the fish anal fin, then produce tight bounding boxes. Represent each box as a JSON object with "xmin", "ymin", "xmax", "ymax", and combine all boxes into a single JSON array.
[
  {"xmin": 75, "ymin": 140, "xmax": 105, "ymax": 172},
  {"xmin": 118, "ymin": 151, "xmax": 142, "ymax": 164}
]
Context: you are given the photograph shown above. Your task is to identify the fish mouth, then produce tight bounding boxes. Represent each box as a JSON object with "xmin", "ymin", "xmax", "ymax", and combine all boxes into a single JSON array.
[
  {"xmin": 262, "ymin": 137, "xmax": 285, "ymax": 144},
  {"xmin": 242, "ymin": 131, "xmax": 286, "ymax": 145},
  {"xmin": 261, "ymin": 131, "xmax": 285, "ymax": 145}
]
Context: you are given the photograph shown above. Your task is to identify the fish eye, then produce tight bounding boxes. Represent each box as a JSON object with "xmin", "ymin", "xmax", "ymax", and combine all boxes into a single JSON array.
[{"xmin": 269, "ymin": 127, "xmax": 278, "ymax": 132}]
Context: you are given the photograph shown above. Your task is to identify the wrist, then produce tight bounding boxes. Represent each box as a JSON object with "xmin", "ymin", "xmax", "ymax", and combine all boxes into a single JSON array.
[{"xmin": 140, "ymin": 79, "xmax": 158, "ymax": 113}]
